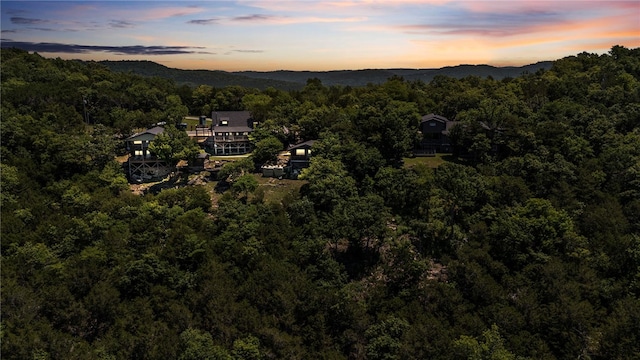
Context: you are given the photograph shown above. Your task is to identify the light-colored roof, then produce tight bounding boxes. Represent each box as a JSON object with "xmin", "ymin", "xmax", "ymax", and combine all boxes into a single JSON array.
[
  {"xmin": 126, "ymin": 126, "xmax": 164, "ymax": 140},
  {"xmin": 288, "ymin": 140, "xmax": 316, "ymax": 150}
]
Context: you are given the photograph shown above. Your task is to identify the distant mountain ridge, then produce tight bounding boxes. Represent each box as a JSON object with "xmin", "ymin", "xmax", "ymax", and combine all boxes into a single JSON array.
[{"xmin": 99, "ymin": 60, "xmax": 553, "ymax": 90}]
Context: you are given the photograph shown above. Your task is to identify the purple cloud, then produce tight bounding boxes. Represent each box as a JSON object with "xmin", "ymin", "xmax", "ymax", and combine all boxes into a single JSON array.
[
  {"xmin": 232, "ymin": 14, "xmax": 273, "ymax": 22},
  {"xmin": 398, "ymin": 8, "xmax": 563, "ymax": 38},
  {"xmin": 187, "ymin": 18, "xmax": 218, "ymax": 25},
  {"xmin": 109, "ymin": 20, "xmax": 135, "ymax": 29},
  {"xmin": 0, "ymin": 40, "xmax": 213, "ymax": 55},
  {"xmin": 11, "ymin": 17, "xmax": 48, "ymax": 25}
]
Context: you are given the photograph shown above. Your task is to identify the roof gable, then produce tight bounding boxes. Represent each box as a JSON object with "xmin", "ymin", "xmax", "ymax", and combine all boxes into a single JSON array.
[
  {"xmin": 126, "ymin": 126, "xmax": 164, "ymax": 141},
  {"xmin": 288, "ymin": 140, "xmax": 316, "ymax": 150},
  {"xmin": 421, "ymin": 113, "xmax": 449, "ymax": 123},
  {"xmin": 212, "ymin": 111, "xmax": 253, "ymax": 128}
]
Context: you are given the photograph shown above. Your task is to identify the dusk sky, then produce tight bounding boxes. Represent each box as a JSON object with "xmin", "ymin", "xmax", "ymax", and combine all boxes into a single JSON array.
[{"xmin": 1, "ymin": 1, "xmax": 639, "ymax": 71}]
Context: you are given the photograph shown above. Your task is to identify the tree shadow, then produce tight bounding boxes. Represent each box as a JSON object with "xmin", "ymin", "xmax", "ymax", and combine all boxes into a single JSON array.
[{"xmin": 147, "ymin": 172, "xmax": 189, "ymax": 194}]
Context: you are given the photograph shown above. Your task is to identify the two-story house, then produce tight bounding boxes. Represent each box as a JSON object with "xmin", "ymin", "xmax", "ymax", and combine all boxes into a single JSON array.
[
  {"xmin": 124, "ymin": 126, "xmax": 170, "ymax": 181},
  {"xmin": 210, "ymin": 111, "xmax": 256, "ymax": 155},
  {"xmin": 416, "ymin": 114, "xmax": 457, "ymax": 154},
  {"xmin": 287, "ymin": 140, "xmax": 315, "ymax": 171}
]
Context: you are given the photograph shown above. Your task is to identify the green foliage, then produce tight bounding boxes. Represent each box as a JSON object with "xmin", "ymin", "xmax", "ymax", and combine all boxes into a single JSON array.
[
  {"xmin": 488, "ymin": 198, "xmax": 585, "ymax": 270},
  {"xmin": 217, "ymin": 157, "xmax": 254, "ymax": 181},
  {"xmin": 365, "ymin": 317, "xmax": 409, "ymax": 360},
  {"xmin": 164, "ymin": 94, "xmax": 190, "ymax": 125},
  {"xmin": 179, "ymin": 328, "xmax": 232, "ymax": 360},
  {"xmin": 231, "ymin": 174, "xmax": 259, "ymax": 202},
  {"xmin": 149, "ymin": 124, "xmax": 200, "ymax": 165},
  {"xmin": 454, "ymin": 325, "xmax": 524, "ymax": 360},
  {"xmin": 299, "ymin": 157, "xmax": 357, "ymax": 212},
  {"xmin": 156, "ymin": 185, "xmax": 212, "ymax": 212},
  {"xmin": 250, "ymin": 136, "xmax": 283, "ymax": 167},
  {"xmin": 0, "ymin": 163, "xmax": 20, "ymax": 206},
  {"xmin": 192, "ymin": 85, "xmax": 214, "ymax": 116},
  {"xmin": 232, "ymin": 335, "xmax": 262, "ymax": 360},
  {"xmin": 242, "ymin": 93, "xmax": 272, "ymax": 122},
  {"xmin": 353, "ymin": 99, "xmax": 421, "ymax": 166},
  {"xmin": 2, "ymin": 45, "xmax": 640, "ymax": 360}
]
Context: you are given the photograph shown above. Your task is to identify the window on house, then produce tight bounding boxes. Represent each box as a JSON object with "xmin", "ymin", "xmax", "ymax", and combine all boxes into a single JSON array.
[
  {"xmin": 134, "ymin": 150, "xmax": 143, "ymax": 156},
  {"xmin": 429, "ymin": 122, "xmax": 436, "ymax": 127},
  {"xmin": 295, "ymin": 149, "xmax": 306, "ymax": 156},
  {"xmin": 133, "ymin": 140, "xmax": 143, "ymax": 144}
]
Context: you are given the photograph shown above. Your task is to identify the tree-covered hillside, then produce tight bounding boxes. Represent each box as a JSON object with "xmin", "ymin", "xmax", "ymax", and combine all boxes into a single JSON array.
[
  {"xmin": 100, "ymin": 60, "xmax": 303, "ymax": 91},
  {"xmin": 100, "ymin": 59, "xmax": 553, "ymax": 90},
  {"xmin": 2, "ymin": 46, "xmax": 639, "ymax": 359}
]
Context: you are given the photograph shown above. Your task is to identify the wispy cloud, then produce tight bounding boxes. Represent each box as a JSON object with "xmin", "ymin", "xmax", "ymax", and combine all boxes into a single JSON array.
[
  {"xmin": 10, "ymin": 17, "xmax": 49, "ymax": 25},
  {"xmin": 395, "ymin": 5, "xmax": 564, "ymax": 37},
  {"xmin": 4, "ymin": 8, "xmax": 28, "ymax": 15},
  {"xmin": 187, "ymin": 18, "xmax": 219, "ymax": 25},
  {"xmin": 387, "ymin": 2, "xmax": 636, "ymax": 43},
  {"xmin": 232, "ymin": 14, "xmax": 274, "ymax": 22},
  {"xmin": 231, "ymin": 14, "xmax": 365, "ymax": 25},
  {"xmin": 109, "ymin": 20, "xmax": 135, "ymax": 29},
  {"xmin": 189, "ymin": 13, "xmax": 363, "ymax": 25},
  {"xmin": 0, "ymin": 41, "xmax": 213, "ymax": 55},
  {"xmin": 294, "ymin": 16, "xmax": 366, "ymax": 24},
  {"xmin": 31, "ymin": 27, "xmax": 57, "ymax": 32},
  {"xmin": 143, "ymin": 6, "xmax": 205, "ymax": 20},
  {"xmin": 234, "ymin": 49, "xmax": 264, "ymax": 53}
]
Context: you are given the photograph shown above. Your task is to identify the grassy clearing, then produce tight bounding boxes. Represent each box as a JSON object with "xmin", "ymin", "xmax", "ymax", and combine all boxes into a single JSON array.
[
  {"xmin": 253, "ymin": 174, "xmax": 306, "ymax": 205},
  {"xmin": 201, "ymin": 172, "xmax": 305, "ymax": 206}
]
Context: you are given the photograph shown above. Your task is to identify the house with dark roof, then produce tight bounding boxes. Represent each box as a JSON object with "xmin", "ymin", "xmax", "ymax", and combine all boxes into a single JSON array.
[
  {"xmin": 124, "ymin": 126, "xmax": 171, "ymax": 181},
  {"xmin": 287, "ymin": 140, "xmax": 315, "ymax": 171},
  {"xmin": 207, "ymin": 111, "xmax": 257, "ymax": 155},
  {"xmin": 415, "ymin": 114, "xmax": 457, "ymax": 155}
]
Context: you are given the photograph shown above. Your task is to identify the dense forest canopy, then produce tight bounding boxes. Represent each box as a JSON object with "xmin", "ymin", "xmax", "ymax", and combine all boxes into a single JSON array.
[{"xmin": 1, "ymin": 46, "xmax": 639, "ymax": 359}]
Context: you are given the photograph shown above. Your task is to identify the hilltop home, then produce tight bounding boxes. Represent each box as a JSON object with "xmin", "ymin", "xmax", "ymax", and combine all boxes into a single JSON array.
[
  {"xmin": 415, "ymin": 114, "xmax": 457, "ymax": 155},
  {"xmin": 287, "ymin": 140, "xmax": 316, "ymax": 171},
  {"xmin": 125, "ymin": 126, "xmax": 171, "ymax": 181},
  {"xmin": 206, "ymin": 111, "xmax": 257, "ymax": 155}
]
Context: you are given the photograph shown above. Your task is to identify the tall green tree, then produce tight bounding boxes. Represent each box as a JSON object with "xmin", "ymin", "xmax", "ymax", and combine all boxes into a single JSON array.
[
  {"xmin": 149, "ymin": 125, "xmax": 200, "ymax": 166},
  {"xmin": 250, "ymin": 136, "xmax": 283, "ymax": 168}
]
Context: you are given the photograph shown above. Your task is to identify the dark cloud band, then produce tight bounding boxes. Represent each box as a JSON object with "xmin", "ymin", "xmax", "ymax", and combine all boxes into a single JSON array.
[
  {"xmin": 109, "ymin": 20, "xmax": 135, "ymax": 29},
  {"xmin": 187, "ymin": 18, "xmax": 218, "ymax": 25},
  {"xmin": 11, "ymin": 17, "xmax": 49, "ymax": 25},
  {"xmin": 0, "ymin": 41, "xmax": 212, "ymax": 55}
]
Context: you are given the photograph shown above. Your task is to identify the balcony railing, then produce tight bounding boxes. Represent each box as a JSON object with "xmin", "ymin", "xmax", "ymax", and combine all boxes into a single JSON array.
[
  {"xmin": 214, "ymin": 135, "xmax": 250, "ymax": 142},
  {"xmin": 129, "ymin": 155, "xmax": 159, "ymax": 161}
]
